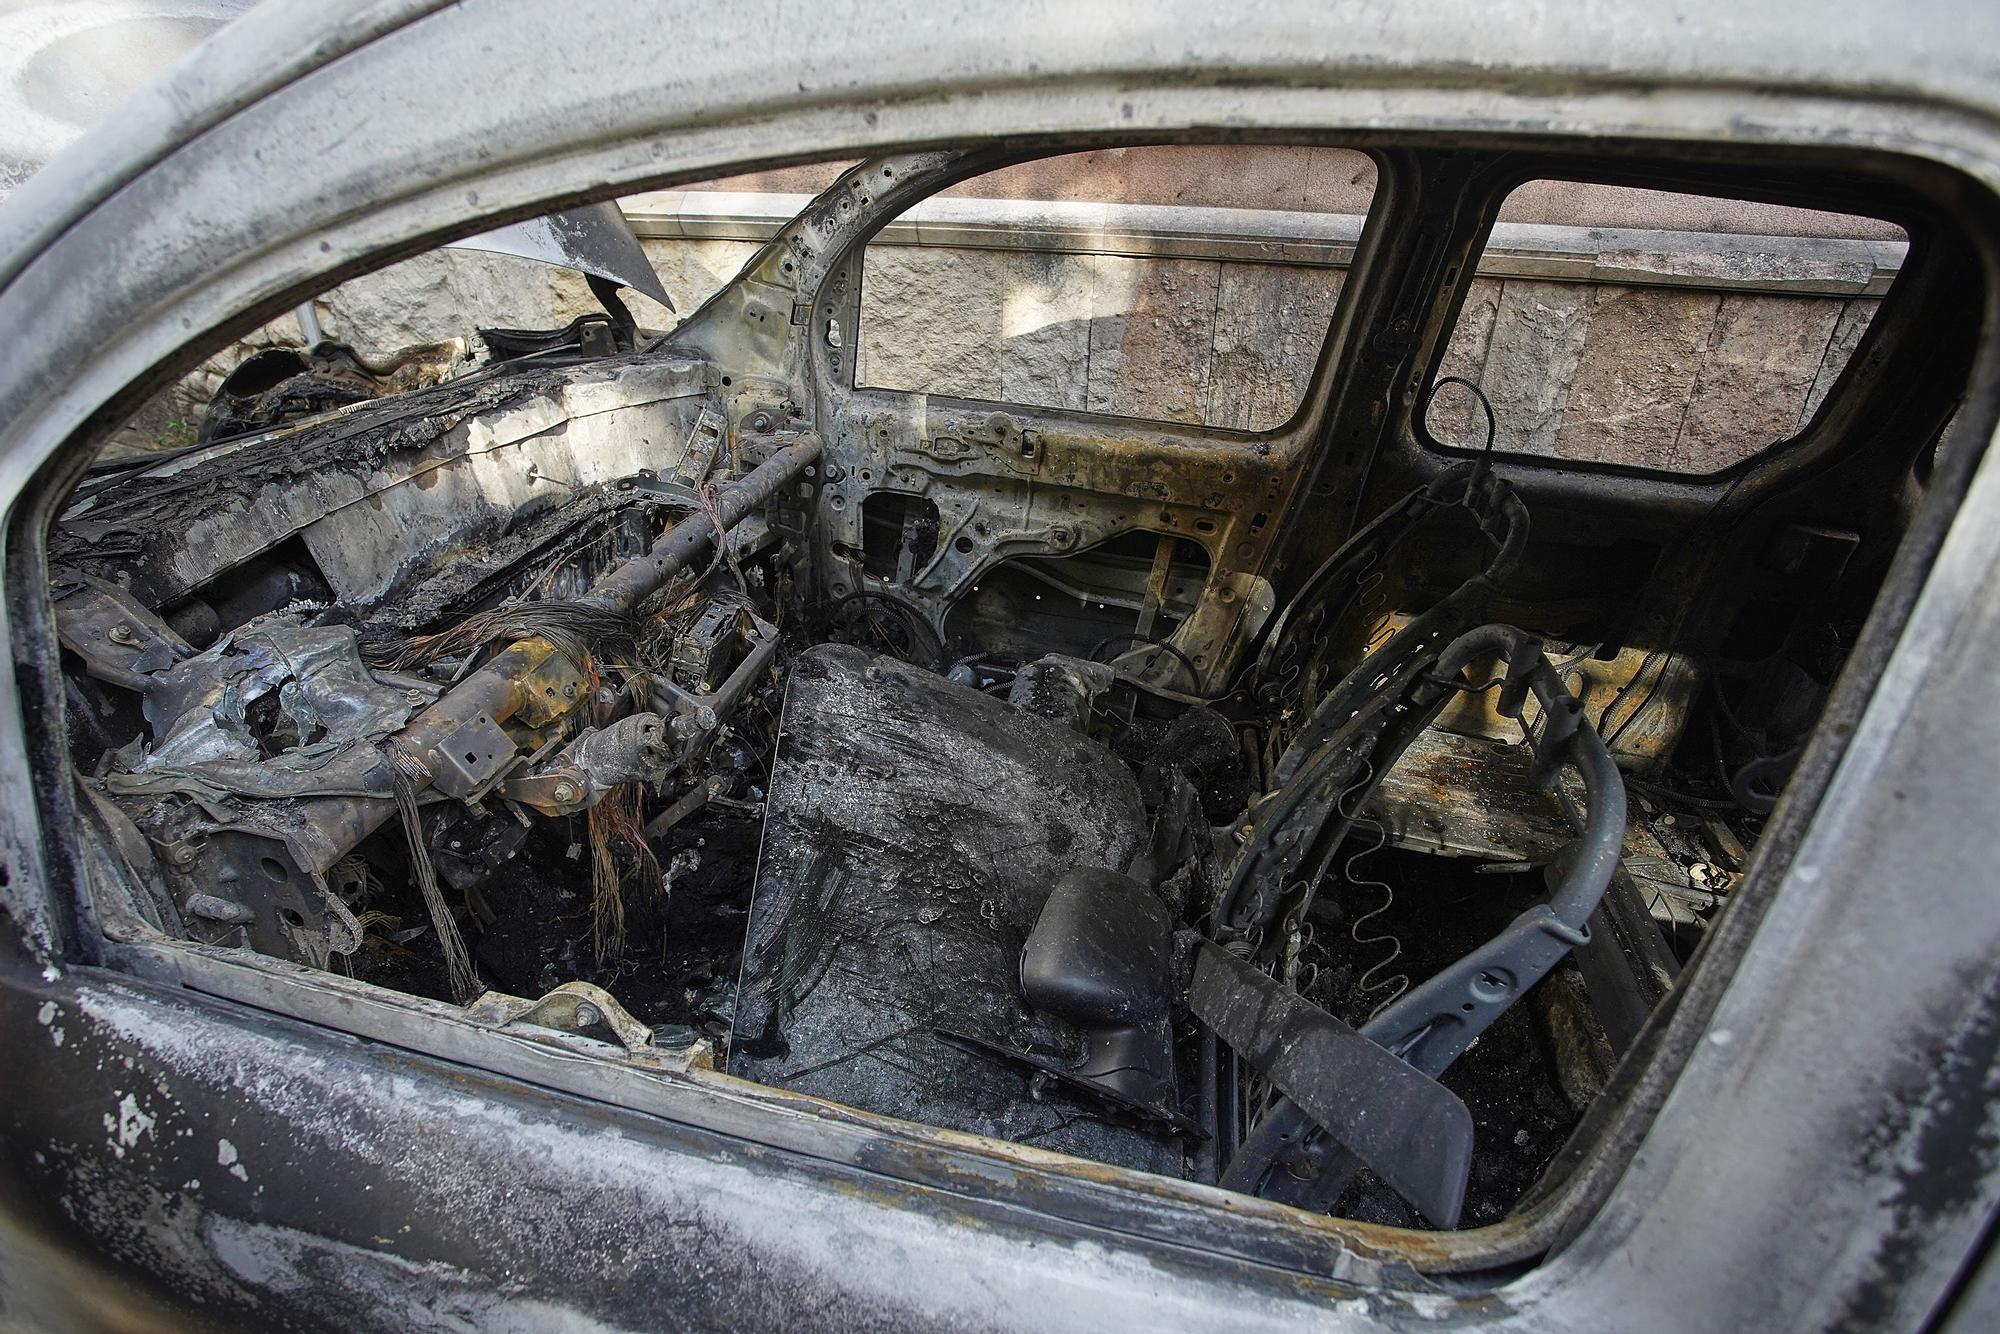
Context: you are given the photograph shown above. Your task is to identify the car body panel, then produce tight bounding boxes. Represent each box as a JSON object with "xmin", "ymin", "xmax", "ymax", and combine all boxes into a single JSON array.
[{"xmin": 3, "ymin": 2, "xmax": 2000, "ymax": 1328}]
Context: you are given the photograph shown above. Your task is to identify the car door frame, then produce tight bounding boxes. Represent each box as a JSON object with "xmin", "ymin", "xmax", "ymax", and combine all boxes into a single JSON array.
[{"xmin": 3, "ymin": 1, "xmax": 2000, "ymax": 1327}]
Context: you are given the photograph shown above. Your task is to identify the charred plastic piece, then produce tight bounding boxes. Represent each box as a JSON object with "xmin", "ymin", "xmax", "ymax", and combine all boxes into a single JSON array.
[
  {"xmin": 79, "ymin": 613, "xmax": 435, "ymax": 962},
  {"xmin": 198, "ymin": 344, "xmax": 375, "ymax": 443},
  {"xmin": 1188, "ymin": 939, "xmax": 1473, "ymax": 1227},
  {"xmin": 956, "ymin": 868, "xmax": 1196, "ymax": 1135},
  {"xmin": 1005, "ymin": 654, "xmax": 1115, "ymax": 732}
]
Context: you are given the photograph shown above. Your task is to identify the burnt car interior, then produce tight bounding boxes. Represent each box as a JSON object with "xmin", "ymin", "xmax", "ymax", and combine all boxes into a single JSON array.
[{"xmin": 43, "ymin": 137, "xmax": 1981, "ymax": 1238}]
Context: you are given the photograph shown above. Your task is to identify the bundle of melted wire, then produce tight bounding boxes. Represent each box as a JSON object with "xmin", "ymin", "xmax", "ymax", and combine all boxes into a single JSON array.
[{"xmin": 369, "ymin": 601, "xmax": 636, "ymax": 673}]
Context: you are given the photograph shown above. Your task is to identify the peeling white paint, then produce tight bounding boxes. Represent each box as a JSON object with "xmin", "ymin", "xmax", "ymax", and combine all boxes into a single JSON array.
[
  {"xmin": 207, "ymin": 1214, "xmax": 637, "ymax": 1333},
  {"xmin": 35, "ymin": 999, "xmax": 64, "ymax": 1045},
  {"xmin": 103, "ymin": 1092, "xmax": 155, "ymax": 1159},
  {"xmin": 218, "ymin": 1137, "xmax": 249, "ymax": 1182},
  {"xmin": 73, "ymin": 966, "xmax": 1351, "ymax": 1326}
]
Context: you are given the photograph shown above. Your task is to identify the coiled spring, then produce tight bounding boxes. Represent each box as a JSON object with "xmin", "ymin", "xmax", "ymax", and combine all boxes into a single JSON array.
[{"xmin": 1334, "ymin": 756, "xmax": 1408, "ymax": 1019}]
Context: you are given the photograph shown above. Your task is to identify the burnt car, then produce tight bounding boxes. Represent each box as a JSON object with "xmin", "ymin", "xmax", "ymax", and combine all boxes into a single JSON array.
[{"xmin": 4, "ymin": 2, "xmax": 2000, "ymax": 1330}]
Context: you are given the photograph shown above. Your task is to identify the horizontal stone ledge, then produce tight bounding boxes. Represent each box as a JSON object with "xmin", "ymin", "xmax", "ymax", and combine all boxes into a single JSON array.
[{"xmin": 620, "ymin": 190, "xmax": 1905, "ymax": 297}]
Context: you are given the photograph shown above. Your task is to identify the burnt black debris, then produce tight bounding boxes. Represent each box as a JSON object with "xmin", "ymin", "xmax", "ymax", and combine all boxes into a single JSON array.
[{"xmin": 53, "ymin": 336, "xmax": 1769, "ymax": 1232}]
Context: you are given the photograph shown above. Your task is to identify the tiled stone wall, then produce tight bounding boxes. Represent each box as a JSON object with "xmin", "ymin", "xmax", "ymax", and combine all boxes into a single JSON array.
[
  {"xmin": 858, "ymin": 245, "xmax": 1882, "ymax": 471},
  {"xmin": 855, "ymin": 248, "xmax": 1345, "ymax": 432},
  {"xmin": 1432, "ymin": 277, "xmax": 1877, "ymax": 471},
  {"xmin": 116, "ymin": 193, "xmax": 1894, "ymax": 480}
]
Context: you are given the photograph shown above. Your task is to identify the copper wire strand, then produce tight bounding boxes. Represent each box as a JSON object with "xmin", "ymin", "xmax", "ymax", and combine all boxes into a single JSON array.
[
  {"xmin": 387, "ymin": 747, "xmax": 479, "ymax": 1002},
  {"xmin": 1332, "ymin": 755, "xmax": 1409, "ymax": 1019}
]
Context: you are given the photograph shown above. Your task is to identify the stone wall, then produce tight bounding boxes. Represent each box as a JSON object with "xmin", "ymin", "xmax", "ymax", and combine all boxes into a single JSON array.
[
  {"xmin": 855, "ymin": 245, "xmax": 1881, "ymax": 468},
  {"xmin": 1433, "ymin": 278, "xmax": 1877, "ymax": 472},
  {"xmin": 115, "ymin": 183, "xmax": 1904, "ymax": 480},
  {"xmin": 838, "ymin": 194, "xmax": 1897, "ymax": 471},
  {"xmin": 857, "ymin": 247, "xmax": 1343, "ymax": 432},
  {"xmin": 853, "ymin": 247, "xmax": 1886, "ymax": 465}
]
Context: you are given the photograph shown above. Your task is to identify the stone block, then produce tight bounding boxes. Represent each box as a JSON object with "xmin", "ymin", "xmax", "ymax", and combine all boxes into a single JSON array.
[
  {"xmin": 1207, "ymin": 263, "xmax": 1343, "ymax": 431},
  {"xmin": 1673, "ymin": 293, "xmax": 1843, "ymax": 471},
  {"xmin": 992, "ymin": 251, "xmax": 1095, "ymax": 411},
  {"xmin": 641, "ymin": 238, "xmax": 761, "ymax": 319},
  {"xmin": 1476, "ymin": 279, "xmax": 1598, "ymax": 456},
  {"xmin": 1086, "ymin": 256, "xmax": 1220, "ymax": 424},
  {"xmin": 1553, "ymin": 285, "xmax": 1719, "ymax": 467},
  {"xmin": 1800, "ymin": 297, "xmax": 1880, "ymax": 425},
  {"xmin": 860, "ymin": 245, "xmax": 1004, "ymax": 399},
  {"xmin": 861, "ymin": 245, "xmax": 1093, "ymax": 411},
  {"xmin": 1427, "ymin": 277, "xmax": 1503, "ymax": 447}
]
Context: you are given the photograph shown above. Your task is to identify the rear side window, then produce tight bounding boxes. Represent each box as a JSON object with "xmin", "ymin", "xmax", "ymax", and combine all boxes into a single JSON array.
[
  {"xmin": 1426, "ymin": 182, "xmax": 1907, "ymax": 473},
  {"xmin": 856, "ymin": 146, "xmax": 1377, "ymax": 431}
]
